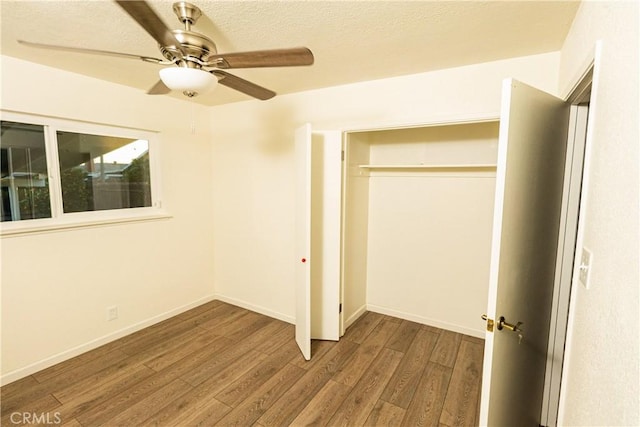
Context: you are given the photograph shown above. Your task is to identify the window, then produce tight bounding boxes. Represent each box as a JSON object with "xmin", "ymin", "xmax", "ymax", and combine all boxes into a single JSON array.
[
  {"xmin": 57, "ymin": 131, "xmax": 151, "ymax": 213},
  {"xmin": 1, "ymin": 112, "xmax": 164, "ymax": 234},
  {"xmin": 1, "ymin": 122, "xmax": 51, "ymax": 221}
]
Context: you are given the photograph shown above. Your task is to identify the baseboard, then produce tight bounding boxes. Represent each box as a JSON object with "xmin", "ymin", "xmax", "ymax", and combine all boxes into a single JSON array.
[
  {"xmin": 366, "ymin": 304, "xmax": 485, "ymax": 339},
  {"xmin": 213, "ymin": 293, "xmax": 295, "ymax": 325},
  {"xmin": 344, "ymin": 304, "xmax": 367, "ymax": 330},
  {"xmin": 0, "ymin": 295, "xmax": 217, "ymax": 386}
]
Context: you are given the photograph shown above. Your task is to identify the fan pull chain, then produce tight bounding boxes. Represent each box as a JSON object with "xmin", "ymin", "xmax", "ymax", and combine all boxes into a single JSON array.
[{"xmin": 190, "ymin": 103, "xmax": 196, "ymax": 135}]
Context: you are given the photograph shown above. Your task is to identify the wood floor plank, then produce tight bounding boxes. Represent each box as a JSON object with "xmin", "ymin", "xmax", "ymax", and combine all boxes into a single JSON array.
[
  {"xmin": 53, "ymin": 358, "xmax": 154, "ymax": 404},
  {"xmin": 461, "ymin": 334, "xmax": 485, "ymax": 345},
  {"xmin": 118, "ymin": 319, "xmax": 196, "ymax": 356},
  {"xmin": 381, "ymin": 329, "xmax": 440, "ymax": 408},
  {"xmin": 250, "ymin": 322, "xmax": 294, "ymax": 355},
  {"xmin": 140, "ymin": 392, "xmax": 231, "ymax": 427},
  {"xmin": 142, "ymin": 328, "xmax": 223, "ymax": 372},
  {"xmin": 101, "ymin": 378, "xmax": 192, "ymax": 426},
  {"xmin": 171, "ymin": 299, "xmax": 222, "ymax": 323},
  {"xmin": 197, "ymin": 308, "xmax": 257, "ymax": 334},
  {"xmin": 0, "ymin": 375, "xmax": 39, "ymax": 398},
  {"xmin": 439, "ymin": 339, "xmax": 484, "ymax": 427},
  {"xmin": 423, "ymin": 324, "xmax": 445, "ymax": 335},
  {"xmin": 183, "ymin": 300, "xmax": 244, "ymax": 328},
  {"xmin": 382, "ymin": 314, "xmax": 403, "ymax": 324},
  {"xmin": 112, "ymin": 327, "xmax": 219, "ymax": 373},
  {"xmin": 54, "ymin": 364, "xmax": 157, "ymax": 421},
  {"xmin": 0, "ymin": 393, "xmax": 61, "ymax": 426},
  {"xmin": 333, "ymin": 318, "xmax": 399, "ymax": 387},
  {"xmin": 0, "ymin": 378, "xmax": 55, "ymax": 425},
  {"xmin": 328, "ymin": 347, "xmax": 404, "ymax": 426},
  {"xmin": 143, "ymin": 352, "xmax": 264, "ymax": 426},
  {"xmin": 149, "ymin": 334, "xmax": 235, "ymax": 385},
  {"xmin": 365, "ymin": 400, "xmax": 407, "ymax": 426},
  {"xmin": 33, "ymin": 344, "xmax": 127, "ymax": 384},
  {"xmin": 430, "ymin": 330, "xmax": 462, "ymax": 368},
  {"xmin": 215, "ymin": 340, "xmax": 299, "ymax": 407},
  {"xmin": 41, "ymin": 349, "xmax": 131, "ymax": 388},
  {"xmin": 257, "ymin": 338, "xmax": 359, "ymax": 427},
  {"xmin": 221, "ymin": 309, "xmax": 265, "ymax": 335},
  {"xmin": 386, "ymin": 319, "xmax": 422, "ymax": 353},
  {"xmin": 402, "ymin": 362, "xmax": 453, "ymax": 427},
  {"xmin": 290, "ymin": 379, "xmax": 352, "ymax": 426},
  {"xmin": 226, "ymin": 313, "xmax": 273, "ymax": 342},
  {"xmin": 74, "ymin": 369, "xmax": 183, "ymax": 426},
  {"xmin": 60, "ymin": 418, "xmax": 82, "ymax": 427},
  {"xmin": 216, "ymin": 363, "xmax": 307, "ymax": 426},
  {"xmin": 116, "ymin": 315, "xmax": 192, "ymax": 348},
  {"xmin": 1, "ymin": 380, "xmax": 53, "ymax": 415},
  {"xmin": 184, "ymin": 348, "xmax": 271, "ymax": 402},
  {"xmin": 72, "ymin": 333, "xmax": 234, "ymax": 425},
  {"xmin": 179, "ymin": 344, "xmax": 266, "ymax": 387},
  {"xmin": 2, "ymin": 348, "xmax": 131, "ymax": 414},
  {"xmin": 178, "ymin": 402, "xmax": 233, "ymax": 426},
  {"xmin": 343, "ymin": 311, "xmax": 385, "ymax": 344}
]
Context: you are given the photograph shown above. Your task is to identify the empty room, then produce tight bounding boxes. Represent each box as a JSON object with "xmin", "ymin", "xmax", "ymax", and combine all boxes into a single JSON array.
[{"xmin": 1, "ymin": 1, "xmax": 638, "ymax": 426}]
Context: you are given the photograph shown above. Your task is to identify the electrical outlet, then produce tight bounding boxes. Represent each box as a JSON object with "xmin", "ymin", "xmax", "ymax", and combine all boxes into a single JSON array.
[
  {"xmin": 107, "ymin": 306, "xmax": 118, "ymax": 321},
  {"xmin": 578, "ymin": 247, "xmax": 593, "ymax": 289}
]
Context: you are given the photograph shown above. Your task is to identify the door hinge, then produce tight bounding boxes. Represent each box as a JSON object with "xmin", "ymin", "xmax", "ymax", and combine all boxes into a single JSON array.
[
  {"xmin": 341, "ymin": 150, "xmax": 345, "ymax": 161},
  {"xmin": 339, "ymin": 303, "xmax": 343, "ymax": 313}
]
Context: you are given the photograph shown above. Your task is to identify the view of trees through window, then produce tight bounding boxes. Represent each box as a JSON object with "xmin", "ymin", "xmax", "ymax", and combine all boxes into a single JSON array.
[
  {"xmin": 57, "ymin": 131, "xmax": 151, "ymax": 213},
  {"xmin": 1, "ymin": 120, "xmax": 153, "ymax": 222}
]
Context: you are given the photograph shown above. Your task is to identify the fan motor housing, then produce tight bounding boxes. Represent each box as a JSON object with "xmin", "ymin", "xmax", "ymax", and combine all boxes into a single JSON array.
[{"xmin": 159, "ymin": 30, "xmax": 217, "ymax": 66}]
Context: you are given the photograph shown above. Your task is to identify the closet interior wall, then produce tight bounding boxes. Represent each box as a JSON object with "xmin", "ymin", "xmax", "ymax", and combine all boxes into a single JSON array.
[{"xmin": 343, "ymin": 121, "xmax": 500, "ymax": 337}]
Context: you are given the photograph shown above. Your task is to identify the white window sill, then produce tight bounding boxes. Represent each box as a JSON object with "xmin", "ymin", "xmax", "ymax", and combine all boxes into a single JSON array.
[{"xmin": 1, "ymin": 211, "xmax": 172, "ymax": 238}]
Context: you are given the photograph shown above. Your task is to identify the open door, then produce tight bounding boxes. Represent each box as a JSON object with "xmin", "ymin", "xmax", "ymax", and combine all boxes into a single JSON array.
[
  {"xmin": 309, "ymin": 130, "xmax": 342, "ymax": 342},
  {"xmin": 295, "ymin": 123, "xmax": 312, "ymax": 360},
  {"xmin": 480, "ymin": 79, "xmax": 570, "ymax": 425},
  {"xmin": 295, "ymin": 124, "xmax": 342, "ymax": 360}
]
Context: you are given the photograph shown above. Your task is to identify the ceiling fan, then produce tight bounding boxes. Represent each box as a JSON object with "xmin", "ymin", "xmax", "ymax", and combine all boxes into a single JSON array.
[{"xmin": 18, "ymin": 1, "xmax": 314, "ymax": 100}]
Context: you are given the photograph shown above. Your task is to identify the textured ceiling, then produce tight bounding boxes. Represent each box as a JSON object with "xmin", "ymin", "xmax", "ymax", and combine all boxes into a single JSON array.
[{"xmin": 0, "ymin": 1, "xmax": 580, "ymax": 106}]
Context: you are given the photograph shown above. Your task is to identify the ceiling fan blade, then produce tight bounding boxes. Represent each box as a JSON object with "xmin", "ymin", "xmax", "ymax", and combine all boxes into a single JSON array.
[
  {"xmin": 211, "ymin": 70, "xmax": 276, "ymax": 100},
  {"xmin": 210, "ymin": 47, "xmax": 314, "ymax": 69},
  {"xmin": 18, "ymin": 40, "xmax": 164, "ymax": 63},
  {"xmin": 147, "ymin": 79, "xmax": 171, "ymax": 95},
  {"xmin": 114, "ymin": 0, "xmax": 187, "ymax": 57}
]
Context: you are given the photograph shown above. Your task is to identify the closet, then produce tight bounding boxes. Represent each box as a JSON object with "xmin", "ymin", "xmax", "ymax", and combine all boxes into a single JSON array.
[{"xmin": 295, "ymin": 119, "xmax": 500, "ymax": 359}]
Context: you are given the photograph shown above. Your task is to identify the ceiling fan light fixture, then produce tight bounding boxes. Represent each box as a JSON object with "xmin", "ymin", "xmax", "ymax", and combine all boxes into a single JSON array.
[{"xmin": 159, "ymin": 67, "xmax": 217, "ymax": 97}]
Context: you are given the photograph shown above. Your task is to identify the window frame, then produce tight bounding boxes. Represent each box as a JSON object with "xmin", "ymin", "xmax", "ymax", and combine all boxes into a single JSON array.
[{"xmin": 1, "ymin": 111, "xmax": 169, "ymax": 236}]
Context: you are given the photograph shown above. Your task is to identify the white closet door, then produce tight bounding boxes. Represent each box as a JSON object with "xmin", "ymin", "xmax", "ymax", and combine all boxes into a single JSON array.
[
  {"xmin": 310, "ymin": 130, "xmax": 342, "ymax": 341},
  {"xmin": 479, "ymin": 79, "xmax": 570, "ymax": 425},
  {"xmin": 295, "ymin": 123, "xmax": 312, "ymax": 360},
  {"xmin": 296, "ymin": 125, "xmax": 343, "ymax": 360}
]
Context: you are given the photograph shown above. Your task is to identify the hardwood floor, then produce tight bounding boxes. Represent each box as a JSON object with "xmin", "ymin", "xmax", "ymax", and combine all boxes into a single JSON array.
[{"xmin": 1, "ymin": 301, "xmax": 484, "ymax": 426}]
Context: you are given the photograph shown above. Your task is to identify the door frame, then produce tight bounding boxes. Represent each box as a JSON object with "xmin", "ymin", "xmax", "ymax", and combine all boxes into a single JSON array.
[
  {"xmin": 541, "ymin": 42, "xmax": 601, "ymax": 426},
  {"xmin": 338, "ymin": 113, "xmax": 500, "ymax": 337}
]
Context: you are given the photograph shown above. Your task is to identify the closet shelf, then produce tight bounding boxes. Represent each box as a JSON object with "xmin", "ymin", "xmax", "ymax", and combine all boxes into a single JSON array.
[{"xmin": 358, "ymin": 164, "xmax": 497, "ymax": 170}]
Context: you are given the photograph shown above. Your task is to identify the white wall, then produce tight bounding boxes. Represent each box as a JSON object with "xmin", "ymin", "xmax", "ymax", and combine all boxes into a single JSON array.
[
  {"xmin": 365, "ymin": 123, "xmax": 499, "ymax": 337},
  {"xmin": 0, "ymin": 56, "xmax": 216, "ymax": 383},
  {"xmin": 209, "ymin": 52, "xmax": 560, "ymax": 324},
  {"xmin": 557, "ymin": 2, "xmax": 639, "ymax": 425}
]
